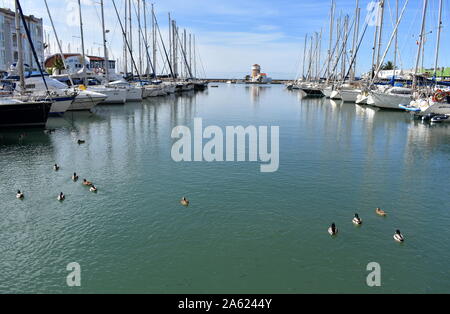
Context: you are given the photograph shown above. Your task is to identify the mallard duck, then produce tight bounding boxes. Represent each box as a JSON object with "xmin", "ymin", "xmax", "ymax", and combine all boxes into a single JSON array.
[
  {"xmin": 53, "ymin": 164, "xmax": 60, "ymax": 171},
  {"xmin": 83, "ymin": 179, "xmax": 93, "ymax": 187},
  {"xmin": 352, "ymin": 213, "xmax": 362, "ymax": 225},
  {"xmin": 57, "ymin": 192, "xmax": 65, "ymax": 201},
  {"xmin": 393, "ymin": 230, "xmax": 404, "ymax": 242},
  {"xmin": 180, "ymin": 197, "xmax": 190, "ymax": 206},
  {"xmin": 16, "ymin": 190, "xmax": 24, "ymax": 199},
  {"xmin": 72, "ymin": 173, "xmax": 79, "ymax": 182},
  {"xmin": 376, "ymin": 208, "xmax": 386, "ymax": 216},
  {"xmin": 90, "ymin": 186, "xmax": 98, "ymax": 193},
  {"xmin": 328, "ymin": 223, "xmax": 338, "ymax": 236}
]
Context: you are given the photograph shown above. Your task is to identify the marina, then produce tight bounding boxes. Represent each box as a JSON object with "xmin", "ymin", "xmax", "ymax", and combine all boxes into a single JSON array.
[
  {"xmin": 1, "ymin": 84, "xmax": 450, "ymax": 293},
  {"xmin": 0, "ymin": 0, "xmax": 450, "ymax": 295}
]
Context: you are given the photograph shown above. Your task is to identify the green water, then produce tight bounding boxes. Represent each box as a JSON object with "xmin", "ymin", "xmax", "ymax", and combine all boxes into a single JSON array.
[{"xmin": 0, "ymin": 84, "xmax": 449, "ymax": 294}]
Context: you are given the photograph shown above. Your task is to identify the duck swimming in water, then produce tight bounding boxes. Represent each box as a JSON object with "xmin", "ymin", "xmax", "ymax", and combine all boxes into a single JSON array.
[
  {"xmin": 57, "ymin": 192, "xmax": 65, "ymax": 201},
  {"xmin": 393, "ymin": 230, "xmax": 404, "ymax": 242},
  {"xmin": 16, "ymin": 190, "xmax": 24, "ymax": 199},
  {"xmin": 72, "ymin": 173, "xmax": 79, "ymax": 182},
  {"xmin": 53, "ymin": 164, "xmax": 60, "ymax": 171},
  {"xmin": 90, "ymin": 186, "xmax": 98, "ymax": 193},
  {"xmin": 83, "ymin": 179, "xmax": 93, "ymax": 186},
  {"xmin": 180, "ymin": 197, "xmax": 190, "ymax": 206},
  {"xmin": 328, "ymin": 223, "xmax": 338, "ymax": 236},
  {"xmin": 376, "ymin": 208, "xmax": 387, "ymax": 216},
  {"xmin": 352, "ymin": 213, "xmax": 362, "ymax": 225},
  {"xmin": 77, "ymin": 140, "xmax": 85, "ymax": 145}
]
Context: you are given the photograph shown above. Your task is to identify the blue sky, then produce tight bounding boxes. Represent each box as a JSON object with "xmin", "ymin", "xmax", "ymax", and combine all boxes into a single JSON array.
[{"xmin": 5, "ymin": 0, "xmax": 450, "ymax": 79}]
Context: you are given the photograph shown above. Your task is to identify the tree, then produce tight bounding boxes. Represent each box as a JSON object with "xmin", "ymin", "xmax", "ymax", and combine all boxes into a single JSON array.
[
  {"xmin": 53, "ymin": 57, "xmax": 65, "ymax": 75},
  {"xmin": 381, "ymin": 61, "xmax": 395, "ymax": 71}
]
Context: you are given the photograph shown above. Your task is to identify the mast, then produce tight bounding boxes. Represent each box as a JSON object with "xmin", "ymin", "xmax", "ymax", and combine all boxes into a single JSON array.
[
  {"xmin": 302, "ymin": 34, "xmax": 308, "ymax": 80},
  {"xmin": 152, "ymin": 3, "xmax": 157, "ymax": 78},
  {"xmin": 77, "ymin": 0, "xmax": 87, "ymax": 86},
  {"xmin": 350, "ymin": 0, "xmax": 359, "ymax": 81},
  {"xmin": 189, "ymin": 33, "xmax": 192, "ymax": 78},
  {"xmin": 433, "ymin": 0, "xmax": 443, "ymax": 79},
  {"xmin": 137, "ymin": 0, "xmax": 142, "ymax": 75},
  {"xmin": 15, "ymin": 0, "xmax": 25, "ymax": 93},
  {"xmin": 124, "ymin": 0, "xmax": 128, "ymax": 75},
  {"xmin": 193, "ymin": 35, "xmax": 197, "ymax": 78},
  {"xmin": 370, "ymin": 3, "xmax": 379, "ymax": 79},
  {"xmin": 393, "ymin": 0, "xmax": 398, "ymax": 82},
  {"xmin": 168, "ymin": 13, "xmax": 172, "ymax": 78},
  {"xmin": 100, "ymin": 0, "xmax": 109, "ymax": 83},
  {"xmin": 128, "ymin": 0, "xmax": 133, "ymax": 77},
  {"xmin": 375, "ymin": 0, "xmax": 385, "ymax": 71},
  {"xmin": 44, "ymin": 0, "xmax": 74, "ymax": 86},
  {"xmin": 143, "ymin": 0, "xmax": 148, "ymax": 77},
  {"xmin": 327, "ymin": 1, "xmax": 335, "ymax": 82},
  {"xmin": 413, "ymin": 0, "xmax": 428, "ymax": 90}
]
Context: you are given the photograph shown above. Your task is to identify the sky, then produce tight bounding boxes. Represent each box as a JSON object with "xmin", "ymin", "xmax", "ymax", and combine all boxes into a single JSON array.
[{"xmin": 4, "ymin": 0, "xmax": 450, "ymax": 79}]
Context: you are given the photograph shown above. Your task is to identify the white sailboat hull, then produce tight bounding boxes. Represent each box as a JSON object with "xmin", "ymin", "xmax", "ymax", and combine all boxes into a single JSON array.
[
  {"xmin": 89, "ymin": 87, "xmax": 127, "ymax": 104},
  {"xmin": 371, "ymin": 91, "xmax": 412, "ymax": 109},
  {"xmin": 330, "ymin": 90, "xmax": 341, "ymax": 100},
  {"xmin": 126, "ymin": 87, "xmax": 143, "ymax": 101},
  {"xmin": 339, "ymin": 89, "xmax": 360, "ymax": 103},
  {"xmin": 69, "ymin": 91, "xmax": 107, "ymax": 111}
]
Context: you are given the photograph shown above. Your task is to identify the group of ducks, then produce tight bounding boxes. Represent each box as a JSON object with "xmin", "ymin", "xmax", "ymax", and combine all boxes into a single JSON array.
[
  {"xmin": 327, "ymin": 208, "xmax": 405, "ymax": 243},
  {"xmin": 16, "ymin": 164, "xmax": 98, "ymax": 202}
]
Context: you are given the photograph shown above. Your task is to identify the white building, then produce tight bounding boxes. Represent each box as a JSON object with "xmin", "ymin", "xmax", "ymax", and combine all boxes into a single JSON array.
[{"xmin": 0, "ymin": 8, "xmax": 44, "ymax": 72}]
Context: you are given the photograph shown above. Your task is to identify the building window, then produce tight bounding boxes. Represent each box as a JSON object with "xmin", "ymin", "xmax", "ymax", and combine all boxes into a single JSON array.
[
  {"xmin": 0, "ymin": 50, "xmax": 5, "ymax": 65},
  {"xmin": 12, "ymin": 33, "xmax": 17, "ymax": 48},
  {"xmin": 14, "ymin": 51, "xmax": 18, "ymax": 62}
]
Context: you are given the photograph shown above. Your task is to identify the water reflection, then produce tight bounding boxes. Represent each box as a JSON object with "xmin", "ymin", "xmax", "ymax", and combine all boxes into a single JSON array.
[{"xmin": 244, "ymin": 85, "xmax": 270, "ymax": 104}]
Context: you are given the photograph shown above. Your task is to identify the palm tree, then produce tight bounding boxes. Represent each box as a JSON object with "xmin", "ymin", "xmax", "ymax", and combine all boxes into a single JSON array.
[
  {"xmin": 53, "ymin": 57, "xmax": 65, "ymax": 75},
  {"xmin": 381, "ymin": 61, "xmax": 395, "ymax": 71}
]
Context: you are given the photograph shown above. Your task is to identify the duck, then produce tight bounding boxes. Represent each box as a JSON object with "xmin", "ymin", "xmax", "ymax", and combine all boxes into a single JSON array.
[
  {"xmin": 83, "ymin": 179, "xmax": 93, "ymax": 187},
  {"xmin": 72, "ymin": 173, "xmax": 79, "ymax": 182},
  {"xmin": 376, "ymin": 208, "xmax": 387, "ymax": 216},
  {"xmin": 53, "ymin": 164, "xmax": 60, "ymax": 171},
  {"xmin": 393, "ymin": 230, "xmax": 404, "ymax": 242},
  {"xmin": 16, "ymin": 190, "xmax": 24, "ymax": 199},
  {"xmin": 180, "ymin": 197, "xmax": 190, "ymax": 206},
  {"xmin": 77, "ymin": 140, "xmax": 86, "ymax": 145},
  {"xmin": 328, "ymin": 223, "xmax": 338, "ymax": 236},
  {"xmin": 89, "ymin": 186, "xmax": 98, "ymax": 193},
  {"xmin": 352, "ymin": 213, "xmax": 362, "ymax": 225},
  {"xmin": 57, "ymin": 192, "xmax": 65, "ymax": 201}
]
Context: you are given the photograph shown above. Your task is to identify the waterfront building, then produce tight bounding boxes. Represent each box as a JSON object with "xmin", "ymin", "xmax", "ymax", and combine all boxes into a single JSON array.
[{"xmin": 0, "ymin": 8, "xmax": 44, "ymax": 73}]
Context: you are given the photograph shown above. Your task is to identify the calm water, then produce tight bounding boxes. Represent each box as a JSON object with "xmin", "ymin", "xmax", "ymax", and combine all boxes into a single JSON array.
[{"xmin": 0, "ymin": 84, "xmax": 449, "ymax": 294}]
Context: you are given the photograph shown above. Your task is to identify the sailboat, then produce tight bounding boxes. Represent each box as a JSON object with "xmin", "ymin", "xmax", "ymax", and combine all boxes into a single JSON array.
[{"xmin": 0, "ymin": 0, "xmax": 52, "ymax": 128}]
